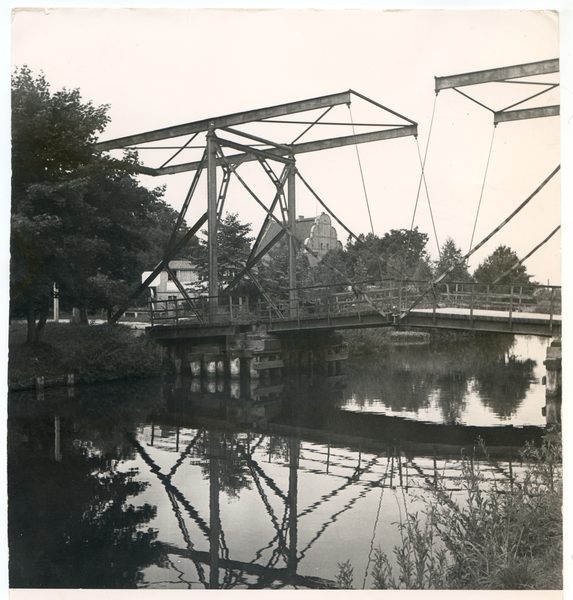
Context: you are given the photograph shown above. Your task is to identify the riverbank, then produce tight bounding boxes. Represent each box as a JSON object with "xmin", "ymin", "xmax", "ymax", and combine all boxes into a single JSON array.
[
  {"xmin": 336, "ymin": 437, "xmax": 562, "ymax": 590},
  {"xmin": 8, "ymin": 321, "xmax": 167, "ymax": 390},
  {"xmin": 342, "ymin": 326, "xmax": 476, "ymax": 357}
]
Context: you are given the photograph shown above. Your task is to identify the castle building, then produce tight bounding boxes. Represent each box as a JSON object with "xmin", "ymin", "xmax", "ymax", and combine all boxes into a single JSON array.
[{"xmin": 258, "ymin": 212, "xmax": 342, "ymax": 266}]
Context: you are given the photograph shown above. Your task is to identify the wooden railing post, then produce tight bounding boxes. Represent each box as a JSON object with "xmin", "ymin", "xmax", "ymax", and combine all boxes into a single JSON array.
[
  {"xmin": 509, "ymin": 285, "xmax": 514, "ymax": 329},
  {"xmin": 549, "ymin": 287, "xmax": 555, "ymax": 334},
  {"xmin": 470, "ymin": 284, "xmax": 474, "ymax": 326}
]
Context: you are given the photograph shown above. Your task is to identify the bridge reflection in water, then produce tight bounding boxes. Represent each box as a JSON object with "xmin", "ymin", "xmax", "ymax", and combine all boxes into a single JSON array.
[{"xmin": 8, "ymin": 335, "xmax": 559, "ymax": 589}]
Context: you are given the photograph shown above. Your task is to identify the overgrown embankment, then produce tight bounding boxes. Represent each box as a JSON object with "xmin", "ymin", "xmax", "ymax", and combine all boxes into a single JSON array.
[
  {"xmin": 336, "ymin": 438, "xmax": 562, "ymax": 590},
  {"xmin": 8, "ymin": 322, "xmax": 167, "ymax": 390}
]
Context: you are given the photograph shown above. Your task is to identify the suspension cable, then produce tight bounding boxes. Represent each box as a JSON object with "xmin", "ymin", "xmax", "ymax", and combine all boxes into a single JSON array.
[
  {"xmin": 399, "ymin": 165, "xmax": 560, "ymax": 318},
  {"xmin": 415, "ymin": 137, "xmax": 441, "ymax": 259},
  {"xmin": 349, "ymin": 105, "xmax": 375, "ymax": 236},
  {"xmin": 492, "ymin": 225, "xmax": 560, "ymax": 284},
  {"xmin": 296, "ymin": 172, "xmax": 405, "ymax": 279},
  {"xmin": 410, "ymin": 94, "xmax": 440, "ymax": 260},
  {"xmin": 469, "ymin": 125, "xmax": 497, "ymax": 252}
]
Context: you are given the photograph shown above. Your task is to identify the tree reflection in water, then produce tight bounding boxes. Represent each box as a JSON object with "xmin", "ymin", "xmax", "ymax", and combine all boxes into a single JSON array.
[
  {"xmin": 346, "ymin": 333, "xmax": 536, "ymax": 425},
  {"xmin": 8, "ymin": 384, "xmax": 168, "ymax": 588},
  {"xmin": 7, "ymin": 333, "xmax": 549, "ymax": 589}
]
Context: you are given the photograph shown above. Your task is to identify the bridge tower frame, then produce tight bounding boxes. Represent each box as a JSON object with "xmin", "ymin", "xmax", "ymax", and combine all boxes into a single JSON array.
[{"xmin": 96, "ymin": 91, "xmax": 418, "ymax": 322}]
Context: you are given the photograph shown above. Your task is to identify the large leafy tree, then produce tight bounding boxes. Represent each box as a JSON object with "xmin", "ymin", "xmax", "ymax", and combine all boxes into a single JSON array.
[
  {"xmin": 344, "ymin": 227, "xmax": 432, "ymax": 281},
  {"xmin": 11, "ymin": 67, "xmax": 181, "ymax": 342},
  {"xmin": 433, "ymin": 237, "xmax": 473, "ymax": 282},
  {"xmin": 473, "ymin": 245, "xmax": 531, "ymax": 288}
]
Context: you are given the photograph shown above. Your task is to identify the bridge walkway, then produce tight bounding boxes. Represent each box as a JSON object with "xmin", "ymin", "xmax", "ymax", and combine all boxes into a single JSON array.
[{"xmin": 144, "ymin": 280, "xmax": 561, "ymax": 339}]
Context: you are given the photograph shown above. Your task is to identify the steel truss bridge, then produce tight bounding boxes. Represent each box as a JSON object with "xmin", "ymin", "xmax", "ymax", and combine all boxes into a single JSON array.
[{"xmin": 96, "ymin": 59, "xmax": 560, "ymax": 339}]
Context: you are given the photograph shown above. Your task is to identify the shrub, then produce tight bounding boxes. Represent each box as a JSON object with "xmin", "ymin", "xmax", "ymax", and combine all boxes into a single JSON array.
[
  {"xmin": 336, "ymin": 437, "xmax": 562, "ymax": 590},
  {"xmin": 9, "ymin": 321, "xmax": 167, "ymax": 388}
]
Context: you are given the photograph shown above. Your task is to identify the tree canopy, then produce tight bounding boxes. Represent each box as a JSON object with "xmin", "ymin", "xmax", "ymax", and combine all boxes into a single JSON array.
[
  {"xmin": 192, "ymin": 212, "xmax": 255, "ymax": 290},
  {"xmin": 433, "ymin": 237, "xmax": 473, "ymax": 282},
  {"xmin": 11, "ymin": 67, "xmax": 182, "ymax": 342},
  {"xmin": 473, "ymin": 245, "xmax": 532, "ymax": 287}
]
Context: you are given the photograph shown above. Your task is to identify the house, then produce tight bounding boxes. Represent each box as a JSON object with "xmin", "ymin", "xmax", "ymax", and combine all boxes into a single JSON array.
[
  {"xmin": 142, "ymin": 260, "xmax": 206, "ymax": 304},
  {"xmin": 257, "ymin": 212, "xmax": 343, "ymax": 266}
]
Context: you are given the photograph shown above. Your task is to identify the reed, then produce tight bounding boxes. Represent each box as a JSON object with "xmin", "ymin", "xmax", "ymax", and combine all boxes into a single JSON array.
[{"xmin": 338, "ymin": 436, "xmax": 562, "ymax": 590}]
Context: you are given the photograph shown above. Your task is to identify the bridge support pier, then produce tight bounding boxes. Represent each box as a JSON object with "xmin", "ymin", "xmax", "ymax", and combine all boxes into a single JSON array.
[
  {"xmin": 159, "ymin": 328, "xmax": 348, "ymax": 389},
  {"xmin": 543, "ymin": 339, "xmax": 561, "ymax": 438},
  {"xmin": 230, "ymin": 356, "xmax": 241, "ymax": 379}
]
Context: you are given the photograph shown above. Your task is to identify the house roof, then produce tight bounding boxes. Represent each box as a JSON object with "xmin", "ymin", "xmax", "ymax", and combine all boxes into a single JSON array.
[{"xmin": 168, "ymin": 260, "xmax": 195, "ymax": 270}]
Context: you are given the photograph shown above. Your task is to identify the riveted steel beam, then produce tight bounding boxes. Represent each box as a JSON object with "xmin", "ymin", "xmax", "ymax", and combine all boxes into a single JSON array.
[
  {"xmin": 96, "ymin": 91, "xmax": 352, "ymax": 151},
  {"xmin": 494, "ymin": 105, "xmax": 560, "ymax": 124},
  {"xmin": 435, "ymin": 59, "xmax": 559, "ymax": 92},
  {"xmin": 137, "ymin": 125, "xmax": 418, "ymax": 176}
]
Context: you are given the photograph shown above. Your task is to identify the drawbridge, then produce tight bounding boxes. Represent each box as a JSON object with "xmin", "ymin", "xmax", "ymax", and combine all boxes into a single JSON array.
[{"xmin": 95, "ymin": 59, "xmax": 560, "ymax": 339}]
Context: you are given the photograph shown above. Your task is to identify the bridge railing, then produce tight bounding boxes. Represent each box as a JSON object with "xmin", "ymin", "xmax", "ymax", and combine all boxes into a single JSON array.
[{"xmin": 147, "ymin": 281, "xmax": 561, "ymax": 327}]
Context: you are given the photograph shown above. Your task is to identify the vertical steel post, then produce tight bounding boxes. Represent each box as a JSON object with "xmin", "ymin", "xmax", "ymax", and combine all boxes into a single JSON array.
[
  {"xmin": 288, "ymin": 435, "xmax": 299, "ymax": 583},
  {"xmin": 207, "ymin": 130, "xmax": 218, "ymax": 322},
  {"xmin": 209, "ymin": 432, "xmax": 220, "ymax": 589},
  {"xmin": 549, "ymin": 287, "xmax": 555, "ymax": 334},
  {"xmin": 288, "ymin": 165, "xmax": 298, "ymax": 318}
]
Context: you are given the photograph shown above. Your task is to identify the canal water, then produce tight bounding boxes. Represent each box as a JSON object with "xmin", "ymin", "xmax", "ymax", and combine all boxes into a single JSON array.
[{"xmin": 8, "ymin": 333, "xmax": 554, "ymax": 589}]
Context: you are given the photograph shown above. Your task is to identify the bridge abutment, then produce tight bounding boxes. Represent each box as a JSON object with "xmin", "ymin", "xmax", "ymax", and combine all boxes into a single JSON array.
[
  {"xmin": 158, "ymin": 327, "xmax": 348, "ymax": 386},
  {"xmin": 543, "ymin": 338, "xmax": 562, "ymax": 437}
]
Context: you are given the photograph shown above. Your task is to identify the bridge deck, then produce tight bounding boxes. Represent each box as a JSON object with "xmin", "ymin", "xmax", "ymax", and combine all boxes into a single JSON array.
[{"xmin": 146, "ymin": 281, "xmax": 561, "ymax": 339}]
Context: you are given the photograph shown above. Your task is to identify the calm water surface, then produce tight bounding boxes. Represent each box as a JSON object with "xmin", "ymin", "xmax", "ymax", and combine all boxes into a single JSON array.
[{"xmin": 8, "ymin": 334, "xmax": 553, "ymax": 589}]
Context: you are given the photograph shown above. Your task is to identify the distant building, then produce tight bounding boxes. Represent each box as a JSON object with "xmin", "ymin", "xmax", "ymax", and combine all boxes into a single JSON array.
[
  {"xmin": 142, "ymin": 260, "xmax": 205, "ymax": 304},
  {"xmin": 258, "ymin": 212, "xmax": 342, "ymax": 266}
]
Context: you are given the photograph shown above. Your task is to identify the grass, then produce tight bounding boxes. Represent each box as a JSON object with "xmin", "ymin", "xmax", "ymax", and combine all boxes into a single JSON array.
[
  {"xmin": 337, "ymin": 436, "xmax": 562, "ymax": 590},
  {"xmin": 8, "ymin": 321, "xmax": 167, "ymax": 389}
]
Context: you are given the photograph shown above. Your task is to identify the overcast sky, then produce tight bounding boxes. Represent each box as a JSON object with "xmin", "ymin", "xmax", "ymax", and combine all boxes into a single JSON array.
[{"xmin": 11, "ymin": 8, "xmax": 564, "ymax": 283}]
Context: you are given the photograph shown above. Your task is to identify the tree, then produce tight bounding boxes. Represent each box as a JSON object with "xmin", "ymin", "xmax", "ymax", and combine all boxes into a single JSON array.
[
  {"xmin": 192, "ymin": 212, "xmax": 254, "ymax": 290},
  {"xmin": 11, "ymin": 67, "xmax": 181, "ymax": 342},
  {"xmin": 473, "ymin": 245, "xmax": 531, "ymax": 288},
  {"xmin": 344, "ymin": 228, "xmax": 432, "ymax": 281},
  {"xmin": 433, "ymin": 237, "xmax": 473, "ymax": 282}
]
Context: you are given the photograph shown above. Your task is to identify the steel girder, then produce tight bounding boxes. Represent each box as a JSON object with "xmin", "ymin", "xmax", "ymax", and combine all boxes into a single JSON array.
[
  {"xmin": 435, "ymin": 59, "xmax": 559, "ymax": 124},
  {"xmin": 96, "ymin": 91, "xmax": 353, "ymax": 151},
  {"xmin": 435, "ymin": 59, "xmax": 559, "ymax": 91},
  {"xmin": 95, "ymin": 90, "xmax": 418, "ymax": 176},
  {"xmin": 133, "ymin": 126, "xmax": 417, "ymax": 176}
]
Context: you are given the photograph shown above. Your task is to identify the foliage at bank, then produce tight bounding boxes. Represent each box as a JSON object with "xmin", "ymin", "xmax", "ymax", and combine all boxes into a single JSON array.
[
  {"xmin": 337, "ymin": 438, "xmax": 562, "ymax": 590},
  {"xmin": 11, "ymin": 67, "xmax": 184, "ymax": 344},
  {"xmin": 8, "ymin": 321, "xmax": 167, "ymax": 389}
]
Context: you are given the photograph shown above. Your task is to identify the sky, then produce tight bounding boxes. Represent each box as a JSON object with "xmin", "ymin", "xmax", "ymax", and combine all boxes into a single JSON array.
[{"xmin": 10, "ymin": 8, "xmax": 565, "ymax": 285}]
